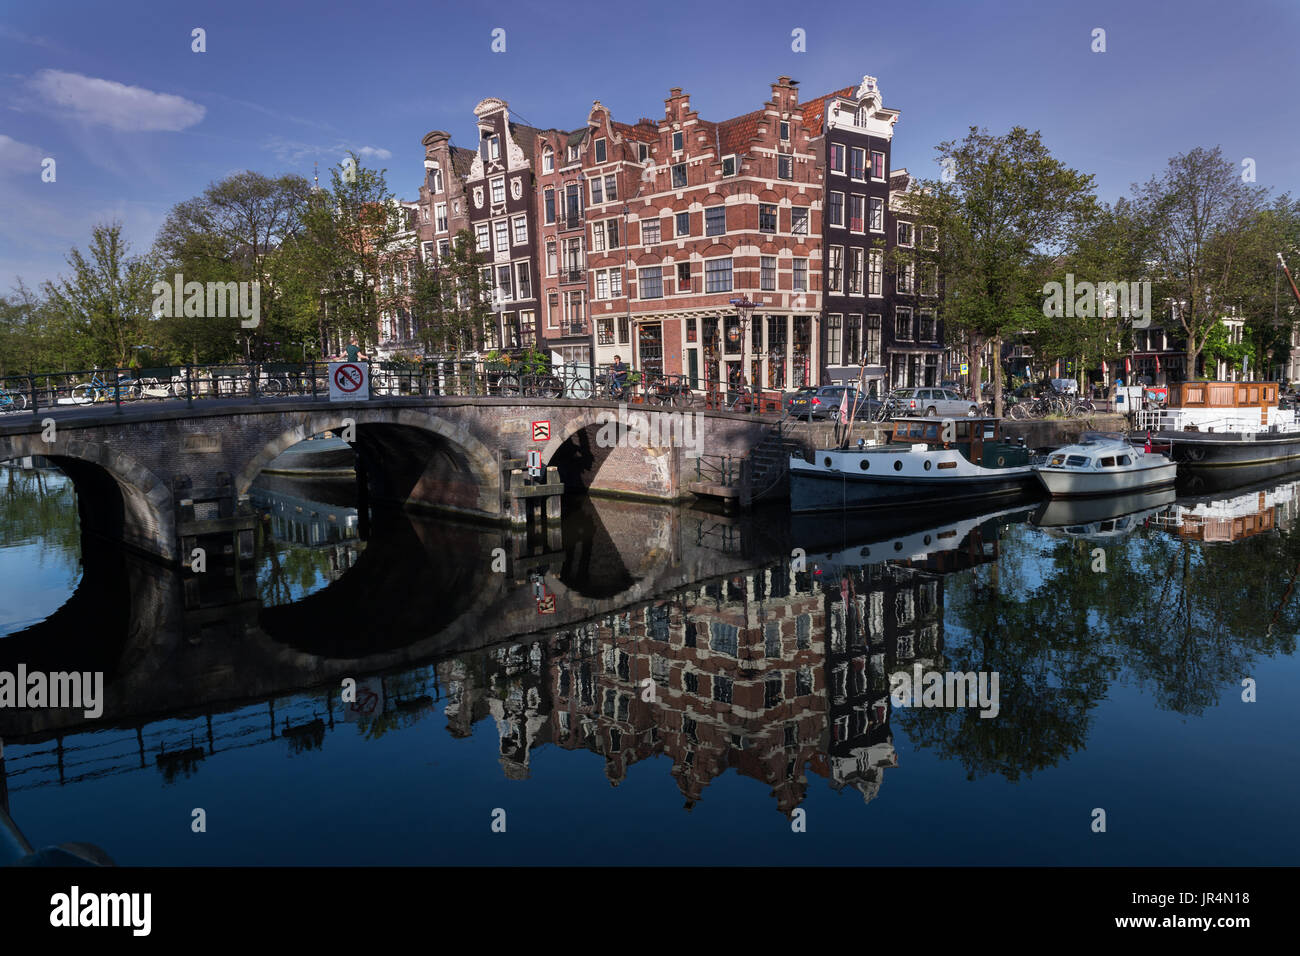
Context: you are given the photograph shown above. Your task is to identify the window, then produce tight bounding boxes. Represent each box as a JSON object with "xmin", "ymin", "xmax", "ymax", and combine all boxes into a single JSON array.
[
  {"xmin": 672, "ymin": 163, "xmax": 687, "ymax": 188},
  {"xmin": 870, "ymin": 150, "xmax": 885, "ymax": 179},
  {"xmin": 830, "ymin": 143, "xmax": 845, "ymax": 174},
  {"xmin": 604, "ymin": 174, "xmax": 617, "ymax": 202},
  {"xmin": 562, "ymin": 237, "xmax": 583, "ymax": 278},
  {"xmin": 765, "ymin": 675, "xmax": 783, "ymax": 708},
  {"xmin": 713, "ymin": 675, "xmax": 733, "ymax": 704},
  {"xmin": 639, "ymin": 266, "xmax": 663, "ymax": 299},
  {"xmin": 494, "ymin": 220, "xmax": 509, "ymax": 252},
  {"xmin": 921, "ymin": 264, "xmax": 938, "ymax": 296},
  {"xmin": 865, "ymin": 314, "xmax": 882, "ymax": 364},
  {"xmin": 438, "ymin": 238, "xmax": 450, "ymax": 259},
  {"xmin": 591, "ymin": 220, "xmax": 605, "ymax": 252},
  {"xmin": 564, "ymin": 184, "xmax": 582, "ymax": 226},
  {"xmin": 542, "ymin": 148, "xmax": 554, "ymax": 173},
  {"xmin": 761, "ymin": 256, "xmax": 776, "ymax": 291},
  {"xmin": 793, "ymin": 259, "xmax": 807, "ymax": 292},
  {"xmin": 489, "ymin": 136, "xmax": 500, "ymax": 161},
  {"xmin": 896, "ymin": 306, "xmax": 913, "ymax": 341},
  {"xmin": 778, "ymin": 155, "xmax": 793, "ymax": 180},
  {"xmin": 897, "ymin": 261, "xmax": 915, "ymax": 294},
  {"xmin": 565, "ymin": 290, "xmax": 585, "ymax": 331},
  {"xmin": 546, "ymin": 240, "xmax": 556, "ymax": 276},
  {"xmin": 791, "ymin": 207, "xmax": 809, "ymax": 235},
  {"xmin": 705, "ymin": 257, "xmax": 733, "ymax": 293},
  {"xmin": 827, "ymin": 246, "xmax": 843, "ymax": 293},
  {"xmin": 868, "ymin": 249, "xmax": 883, "ymax": 295},
  {"xmin": 490, "ymin": 177, "xmax": 505, "ymax": 204},
  {"xmin": 676, "ymin": 261, "xmax": 691, "ymax": 291},
  {"xmin": 845, "ymin": 314, "xmax": 861, "ymax": 363},
  {"xmin": 594, "ymin": 138, "xmax": 607, "ymax": 163},
  {"xmin": 847, "ymin": 247, "xmax": 865, "ymax": 295},
  {"xmin": 917, "ymin": 311, "xmax": 937, "ymax": 341},
  {"xmin": 827, "ymin": 313, "xmax": 842, "ymax": 365},
  {"xmin": 849, "ymin": 147, "xmax": 866, "ymax": 179},
  {"xmin": 547, "ymin": 292, "xmax": 559, "ymax": 329},
  {"xmin": 642, "ymin": 218, "xmax": 660, "ymax": 244},
  {"xmin": 828, "ymin": 191, "xmax": 844, "ymax": 227},
  {"xmin": 475, "ymin": 223, "xmax": 490, "ymax": 252},
  {"xmin": 897, "ymin": 221, "xmax": 914, "ymax": 247},
  {"xmin": 430, "ymin": 166, "xmax": 444, "ymax": 193},
  {"xmin": 921, "ymin": 225, "xmax": 938, "ymax": 250},
  {"xmin": 496, "ymin": 264, "xmax": 512, "ymax": 299},
  {"xmin": 721, "ymin": 155, "xmax": 736, "ymax": 176},
  {"xmin": 512, "ymin": 215, "xmax": 527, "ymax": 245},
  {"xmin": 606, "ymin": 218, "xmax": 619, "ymax": 250},
  {"xmin": 869, "ymin": 197, "xmax": 884, "ymax": 232},
  {"xmin": 516, "ymin": 261, "xmax": 531, "ymax": 300},
  {"xmin": 710, "ymin": 622, "xmax": 739, "ymax": 656},
  {"xmin": 780, "ymin": 120, "xmax": 790, "ymax": 141},
  {"xmin": 759, "ymin": 203, "xmax": 778, "ymax": 233},
  {"xmin": 594, "ymin": 268, "xmax": 622, "ymax": 300},
  {"xmin": 849, "ymin": 194, "xmax": 865, "ymax": 232},
  {"xmin": 567, "ymin": 143, "xmax": 579, "ymax": 162},
  {"xmin": 675, "ymin": 212, "xmax": 690, "ymax": 237},
  {"xmin": 435, "ymin": 202, "xmax": 448, "ymax": 233},
  {"xmin": 638, "ymin": 143, "xmax": 649, "ymax": 162},
  {"xmin": 544, "ymin": 188, "xmax": 555, "ymax": 224},
  {"xmin": 591, "ymin": 177, "xmax": 603, "ymax": 204},
  {"xmin": 672, "ymin": 130, "xmax": 683, "ymax": 152},
  {"xmin": 705, "ymin": 205, "xmax": 726, "ymax": 236}
]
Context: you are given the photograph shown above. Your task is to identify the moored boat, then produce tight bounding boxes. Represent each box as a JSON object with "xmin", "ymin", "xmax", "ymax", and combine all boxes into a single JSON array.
[
  {"xmin": 789, "ymin": 416, "xmax": 1039, "ymax": 513},
  {"xmin": 1033, "ymin": 433, "xmax": 1177, "ymax": 497}
]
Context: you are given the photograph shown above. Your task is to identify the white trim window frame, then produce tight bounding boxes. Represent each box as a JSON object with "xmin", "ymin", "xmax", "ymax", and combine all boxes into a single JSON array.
[
  {"xmin": 828, "ymin": 191, "xmax": 845, "ymax": 229},
  {"xmin": 435, "ymin": 202, "xmax": 448, "ymax": 234},
  {"xmin": 829, "ymin": 142, "xmax": 845, "ymax": 175},
  {"xmin": 827, "ymin": 245, "xmax": 844, "ymax": 294},
  {"xmin": 868, "ymin": 249, "xmax": 883, "ymax": 297},
  {"xmin": 490, "ymin": 176, "xmax": 506, "ymax": 204},
  {"xmin": 869, "ymin": 197, "xmax": 884, "ymax": 233},
  {"xmin": 512, "ymin": 215, "xmax": 527, "ymax": 246}
]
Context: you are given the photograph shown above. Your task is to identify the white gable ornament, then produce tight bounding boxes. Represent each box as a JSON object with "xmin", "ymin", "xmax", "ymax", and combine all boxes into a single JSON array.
[
  {"xmin": 510, "ymin": 177, "xmax": 522, "ymax": 200},
  {"xmin": 473, "ymin": 186, "xmax": 484, "ymax": 209}
]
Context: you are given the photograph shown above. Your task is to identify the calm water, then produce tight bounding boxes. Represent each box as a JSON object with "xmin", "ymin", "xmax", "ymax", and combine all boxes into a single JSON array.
[{"xmin": 2, "ymin": 461, "xmax": 1299, "ymax": 865}]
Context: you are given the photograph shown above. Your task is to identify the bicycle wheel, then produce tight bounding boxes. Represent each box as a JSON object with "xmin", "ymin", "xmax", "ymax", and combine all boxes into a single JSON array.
[
  {"xmin": 672, "ymin": 388, "xmax": 696, "ymax": 408},
  {"xmin": 496, "ymin": 373, "xmax": 521, "ymax": 396},
  {"xmin": 535, "ymin": 375, "xmax": 564, "ymax": 399},
  {"xmin": 567, "ymin": 377, "xmax": 594, "ymax": 400},
  {"xmin": 263, "ymin": 377, "xmax": 285, "ymax": 396},
  {"xmin": 9, "ymin": 390, "xmax": 27, "ymax": 411}
]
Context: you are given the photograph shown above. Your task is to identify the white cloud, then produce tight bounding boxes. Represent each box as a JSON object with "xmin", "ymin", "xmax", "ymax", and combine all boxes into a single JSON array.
[
  {"xmin": 25, "ymin": 69, "xmax": 205, "ymax": 132},
  {"xmin": 265, "ymin": 137, "xmax": 392, "ymax": 164},
  {"xmin": 0, "ymin": 134, "xmax": 45, "ymax": 176}
]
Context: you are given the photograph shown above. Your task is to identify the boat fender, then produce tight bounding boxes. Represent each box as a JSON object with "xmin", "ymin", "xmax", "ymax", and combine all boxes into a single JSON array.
[{"xmin": 996, "ymin": 455, "xmax": 1006, "ymax": 466}]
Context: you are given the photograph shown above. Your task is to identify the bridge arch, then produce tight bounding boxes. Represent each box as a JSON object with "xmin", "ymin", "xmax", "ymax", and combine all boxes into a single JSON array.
[
  {"xmin": 235, "ymin": 408, "xmax": 503, "ymax": 519},
  {"xmin": 0, "ymin": 433, "xmax": 176, "ymax": 562}
]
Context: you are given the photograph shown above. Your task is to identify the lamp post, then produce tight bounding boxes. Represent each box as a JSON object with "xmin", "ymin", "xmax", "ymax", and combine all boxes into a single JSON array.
[{"xmin": 730, "ymin": 296, "xmax": 756, "ymax": 391}]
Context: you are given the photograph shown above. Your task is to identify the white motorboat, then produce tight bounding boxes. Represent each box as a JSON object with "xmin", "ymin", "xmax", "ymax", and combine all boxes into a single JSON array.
[{"xmin": 1033, "ymin": 433, "xmax": 1177, "ymax": 497}]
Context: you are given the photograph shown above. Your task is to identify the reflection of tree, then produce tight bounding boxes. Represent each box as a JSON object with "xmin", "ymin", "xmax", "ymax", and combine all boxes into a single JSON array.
[
  {"xmin": 1, "ymin": 466, "xmax": 81, "ymax": 568},
  {"xmin": 256, "ymin": 520, "xmax": 358, "ymax": 606},
  {"xmin": 903, "ymin": 520, "xmax": 1300, "ymax": 781}
]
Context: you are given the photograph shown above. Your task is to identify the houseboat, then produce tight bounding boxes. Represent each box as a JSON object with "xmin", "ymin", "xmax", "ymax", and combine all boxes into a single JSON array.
[
  {"xmin": 1138, "ymin": 381, "xmax": 1300, "ymax": 490},
  {"xmin": 789, "ymin": 416, "xmax": 1039, "ymax": 514},
  {"xmin": 1034, "ymin": 433, "xmax": 1177, "ymax": 497}
]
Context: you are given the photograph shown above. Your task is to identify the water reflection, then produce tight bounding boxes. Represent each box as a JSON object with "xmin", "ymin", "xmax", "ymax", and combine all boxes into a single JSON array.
[{"xmin": 2, "ymin": 466, "xmax": 1300, "ymax": 860}]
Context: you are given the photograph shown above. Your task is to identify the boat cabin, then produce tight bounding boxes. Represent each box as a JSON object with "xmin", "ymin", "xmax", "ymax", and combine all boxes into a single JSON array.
[
  {"xmin": 1168, "ymin": 381, "xmax": 1279, "ymax": 410},
  {"xmin": 886, "ymin": 417, "xmax": 1029, "ymax": 468}
]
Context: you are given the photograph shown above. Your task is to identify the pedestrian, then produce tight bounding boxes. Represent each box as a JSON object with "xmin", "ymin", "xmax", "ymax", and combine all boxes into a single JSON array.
[
  {"xmin": 343, "ymin": 336, "xmax": 368, "ymax": 363},
  {"xmin": 610, "ymin": 354, "xmax": 627, "ymax": 397}
]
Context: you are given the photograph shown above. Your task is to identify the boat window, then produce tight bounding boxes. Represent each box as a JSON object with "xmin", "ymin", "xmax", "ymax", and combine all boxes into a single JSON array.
[
  {"xmin": 956, "ymin": 422, "xmax": 969, "ymax": 439},
  {"xmin": 1099, "ymin": 457, "xmax": 1116, "ymax": 467},
  {"xmin": 1065, "ymin": 455, "xmax": 1090, "ymax": 467},
  {"xmin": 1049, "ymin": 454, "xmax": 1066, "ymax": 466},
  {"xmin": 1117, "ymin": 455, "xmax": 1131, "ymax": 466},
  {"xmin": 909, "ymin": 424, "xmax": 925, "ymax": 438},
  {"xmin": 924, "ymin": 424, "xmax": 938, "ymax": 440}
]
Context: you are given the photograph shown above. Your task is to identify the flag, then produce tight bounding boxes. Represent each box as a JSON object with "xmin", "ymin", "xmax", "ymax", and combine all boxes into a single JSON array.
[
  {"xmin": 1125, "ymin": 357, "xmax": 1132, "ymax": 375},
  {"xmin": 1155, "ymin": 354, "xmax": 1161, "ymax": 373},
  {"xmin": 1102, "ymin": 360, "xmax": 1109, "ymax": 376},
  {"xmin": 838, "ymin": 387, "xmax": 849, "ymax": 422}
]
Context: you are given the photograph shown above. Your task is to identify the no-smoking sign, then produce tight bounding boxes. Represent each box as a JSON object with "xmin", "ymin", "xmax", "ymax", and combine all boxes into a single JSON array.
[{"xmin": 328, "ymin": 362, "xmax": 369, "ymax": 401}]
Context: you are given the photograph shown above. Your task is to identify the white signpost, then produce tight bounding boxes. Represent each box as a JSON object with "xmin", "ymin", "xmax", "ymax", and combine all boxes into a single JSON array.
[{"xmin": 328, "ymin": 362, "xmax": 369, "ymax": 401}]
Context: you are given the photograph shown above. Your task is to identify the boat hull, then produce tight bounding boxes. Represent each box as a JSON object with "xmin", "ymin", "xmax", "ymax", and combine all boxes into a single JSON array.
[
  {"xmin": 1034, "ymin": 461, "xmax": 1178, "ymax": 497},
  {"xmin": 1160, "ymin": 431, "xmax": 1300, "ymax": 491},
  {"xmin": 789, "ymin": 462, "xmax": 1039, "ymax": 513}
]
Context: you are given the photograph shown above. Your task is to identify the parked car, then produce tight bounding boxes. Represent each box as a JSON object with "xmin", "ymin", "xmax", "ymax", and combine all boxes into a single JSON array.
[
  {"xmin": 795, "ymin": 385, "xmax": 880, "ymax": 421},
  {"xmin": 889, "ymin": 387, "xmax": 981, "ymax": 417},
  {"xmin": 785, "ymin": 386, "xmax": 819, "ymax": 417}
]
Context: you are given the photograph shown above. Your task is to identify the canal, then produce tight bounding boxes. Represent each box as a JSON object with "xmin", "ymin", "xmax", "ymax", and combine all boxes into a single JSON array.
[{"xmin": 1, "ymin": 458, "xmax": 1298, "ymax": 865}]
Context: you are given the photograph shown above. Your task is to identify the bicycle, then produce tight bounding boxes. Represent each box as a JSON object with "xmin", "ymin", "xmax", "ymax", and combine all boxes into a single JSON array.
[
  {"xmin": 0, "ymin": 384, "xmax": 28, "ymax": 413},
  {"xmin": 643, "ymin": 373, "xmax": 696, "ymax": 407},
  {"xmin": 70, "ymin": 369, "xmax": 136, "ymax": 404}
]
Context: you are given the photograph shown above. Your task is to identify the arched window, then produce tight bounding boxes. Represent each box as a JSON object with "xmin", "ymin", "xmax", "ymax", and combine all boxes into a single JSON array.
[
  {"xmin": 542, "ymin": 147, "xmax": 554, "ymax": 174},
  {"xmin": 430, "ymin": 164, "xmax": 443, "ymax": 193}
]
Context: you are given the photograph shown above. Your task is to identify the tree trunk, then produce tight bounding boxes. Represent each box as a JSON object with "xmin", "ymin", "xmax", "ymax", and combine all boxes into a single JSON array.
[
  {"xmin": 1187, "ymin": 348, "xmax": 1199, "ymax": 381},
  {"xmin": 992, "ymin": 335, "xmax": 1004, "ymax": 418},
  {"xmin": 968, "ymin": 330, "xmax": 984, "ymax": 408}
]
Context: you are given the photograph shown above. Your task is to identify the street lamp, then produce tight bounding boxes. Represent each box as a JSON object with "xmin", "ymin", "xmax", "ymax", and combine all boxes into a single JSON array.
[{"xmin": 730, "ymin": 296, "xmax": 756, "ymax": 390}]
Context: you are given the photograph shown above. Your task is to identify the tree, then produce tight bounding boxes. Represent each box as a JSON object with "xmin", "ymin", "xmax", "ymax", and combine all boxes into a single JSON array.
[
  {"xmin": 904, "ymin": 127, "xmax": 1097, "ymax": 414},
  {"xmin": 409, "ymin": 229, "xmax": 493, "ymax": 353},
  {"xmin": 1132, "ymin": 147, "xmax": 1272, "ymax": 377},
  {"xmin": 42, "ymin": 222, "xmax": 157, "ymax": 367}
]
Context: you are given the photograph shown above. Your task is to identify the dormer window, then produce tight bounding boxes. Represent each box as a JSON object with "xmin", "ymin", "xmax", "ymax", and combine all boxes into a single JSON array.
[
  {"xmin": 721, "ymin": 155, "xmax": 736, "ymax": 177},
  {"xmin": 567, "ymin": 144, "xmax": 579, "ymax": 162},
  {"xmin": 430, "ymin": 165, "xmax": 444, "ymax": 193},
  {"xmin": 638, "ymin": 143, "xmax": 650, "ymax": 162},
  {"xmin": 594, "ymin": 138, "xmax": 607, "ymax": 163},
  {"xmin": 542, "ymin": 147, "xmax": 554, "ymax": 173}
]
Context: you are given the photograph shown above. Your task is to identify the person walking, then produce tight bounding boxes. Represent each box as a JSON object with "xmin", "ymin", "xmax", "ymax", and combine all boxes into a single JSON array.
[{"xmin": 342, "ymin": 336, "xmax": 368, "ymax": 363}]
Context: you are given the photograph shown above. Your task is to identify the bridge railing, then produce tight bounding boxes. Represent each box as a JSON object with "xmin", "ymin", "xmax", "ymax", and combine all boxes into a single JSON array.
[{"xmin": 1, "ymin": 361, "xmax": 790, "ymax": 415}]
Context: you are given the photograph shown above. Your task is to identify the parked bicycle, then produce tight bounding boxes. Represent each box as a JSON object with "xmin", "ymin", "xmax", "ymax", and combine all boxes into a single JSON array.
[
  {"xmin": 643, "ymin": 373, "xmax": 696, "ymax": 407},
  {"xmin": 0, "ymin": 383, "xmax": 28, "ymax": 413}
]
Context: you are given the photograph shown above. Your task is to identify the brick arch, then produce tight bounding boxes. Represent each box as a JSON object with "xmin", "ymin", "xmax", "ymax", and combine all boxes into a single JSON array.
[
  {"xmin": 0, "ymin": 432, "xmax": 175, "ymax": 562},
  {"xmin": 233, "ymin": 407, "xmax": 501, "ymax": 515}
]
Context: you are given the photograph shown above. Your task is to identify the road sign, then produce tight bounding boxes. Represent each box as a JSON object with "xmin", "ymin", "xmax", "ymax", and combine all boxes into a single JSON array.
[
  {"xmin": 527, "ymin": 449, "xmax": 542, "ymax": 479},
  {"xmin": 531, "ymin": 420, "xmax": 551, "ymax": 442},
  {"xmin": 960, "ymin": 363, "xmax": 969, "ymax": 375},
  {"xmin": 329, "ymin": 362, "xmax": 368, "ymax": 401}
]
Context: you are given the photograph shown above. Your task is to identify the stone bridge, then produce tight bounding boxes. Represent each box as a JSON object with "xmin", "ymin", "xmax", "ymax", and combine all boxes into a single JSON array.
[{"xmin": 0, "ymin": 397, "xmax": 780, "ymax": 564}]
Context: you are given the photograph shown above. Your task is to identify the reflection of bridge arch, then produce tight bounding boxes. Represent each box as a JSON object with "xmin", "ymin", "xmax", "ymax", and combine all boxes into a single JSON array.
[{"xmin": 235, "ymin": 409, "xmax": 501, "ymax": 518}]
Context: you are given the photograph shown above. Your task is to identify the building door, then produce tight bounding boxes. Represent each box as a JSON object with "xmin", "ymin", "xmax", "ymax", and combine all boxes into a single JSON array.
[{"xmin": 638, "ymin": 322, "xmax": 663, "ymax": 378}]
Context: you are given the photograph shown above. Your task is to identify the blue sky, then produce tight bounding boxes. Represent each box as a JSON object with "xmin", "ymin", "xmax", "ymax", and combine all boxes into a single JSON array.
[{"xmin": 1, "ymin": 0, "xmax": 1297, "ymax": 290}]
